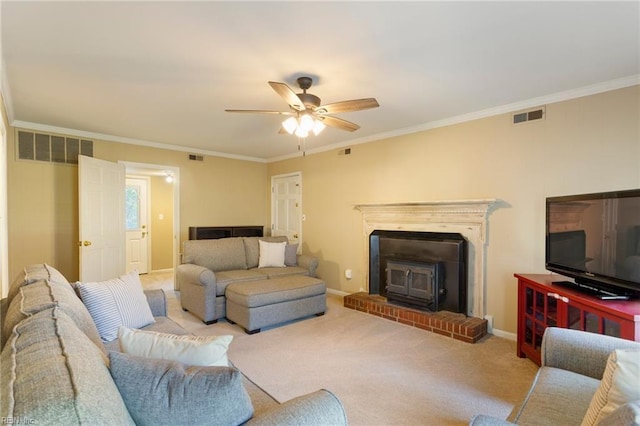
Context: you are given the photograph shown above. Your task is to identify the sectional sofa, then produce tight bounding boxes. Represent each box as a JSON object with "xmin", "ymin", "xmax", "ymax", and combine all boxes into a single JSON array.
[
  {"xmin": 1, "ymin": 264, "xmax": 347, "ymax": 425},
  {"xmin": 177, "ymin": 236, "xmax": 320, "ymax": 325}
]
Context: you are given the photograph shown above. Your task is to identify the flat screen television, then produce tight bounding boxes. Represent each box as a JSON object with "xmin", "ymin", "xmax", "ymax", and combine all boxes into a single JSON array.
[{"xmin": 545, "ymin": 189, "xmax": 640, "ymax": 299}]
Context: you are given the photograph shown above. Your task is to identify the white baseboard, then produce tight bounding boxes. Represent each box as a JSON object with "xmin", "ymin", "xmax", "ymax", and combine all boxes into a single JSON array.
[
  {"xmin": 490, "ymin": 328, "xmax": 517, "ymax": 341},
  {"xmin": 327, "ymin": 288, "xmax": 350, "ymax": 297}
]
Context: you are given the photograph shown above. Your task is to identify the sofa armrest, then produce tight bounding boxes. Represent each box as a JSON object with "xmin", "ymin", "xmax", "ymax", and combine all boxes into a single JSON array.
[
  {"xmin": 176, "ymin": 263, "xmax": 216, "ymax": 288},
  {"xmin": 541, "ymin": 327, "xmax": 640, "ymax": 380},
  {"xmin": 144, "ymin": 289, "xmax": 167, "ymax": 317},
  {"xmin": 245, "ymin": 389, "xmax": 347, "ymax": 426},
  {"xmin": 296, "ymin": 255, "xmax": 319, "ymax": 278},
  {"xmin": 468, "ymin": 415, "xmax": 516, "ymax": 426}
]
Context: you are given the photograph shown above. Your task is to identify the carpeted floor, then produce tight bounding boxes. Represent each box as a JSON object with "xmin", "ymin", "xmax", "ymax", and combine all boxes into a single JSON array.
[{"xmin": 141, "ymin": 271, "xmax": 538, "ymax": 426}]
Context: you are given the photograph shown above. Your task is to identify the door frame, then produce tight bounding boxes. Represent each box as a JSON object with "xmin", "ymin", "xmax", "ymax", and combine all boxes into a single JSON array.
[
  {"xmin": 121, "ymin": 161, "xmax": 180, "ymax": 286},
  {"xmin": 271, "ymin": 171, "xmax": 302, "ymax": 245}
]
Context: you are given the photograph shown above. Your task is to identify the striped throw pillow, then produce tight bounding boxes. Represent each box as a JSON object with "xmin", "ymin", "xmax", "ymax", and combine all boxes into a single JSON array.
[
  {"xmin": 78, "ymin": 271, "xmax": 155, "ymax": 342},
  {"xmin": 582, "ymin": 349, "xmax": 640, "ymax": 426}
]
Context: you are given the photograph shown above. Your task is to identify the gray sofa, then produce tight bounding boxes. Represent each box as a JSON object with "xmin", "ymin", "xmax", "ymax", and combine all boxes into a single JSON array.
[
  {"xmin": 470, "ymin": 327, "xmax": 640, "ymax": 425},
  {"xmin": 1, "ymin": 264, "xmax": 347, "ymax": 425},
  {"xmin": 177, "ymin": 236, "xmax": 319, "ymax": 324}
]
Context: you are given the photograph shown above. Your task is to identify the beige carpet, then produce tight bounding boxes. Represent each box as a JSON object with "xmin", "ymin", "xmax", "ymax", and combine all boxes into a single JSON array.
[{"xmin": 141, "ymin": 272, "xmax": 538, "ymax": 426}]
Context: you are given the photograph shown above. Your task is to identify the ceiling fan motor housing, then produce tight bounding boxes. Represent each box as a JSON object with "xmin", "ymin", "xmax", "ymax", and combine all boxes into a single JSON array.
[
  {"xmin": 298, "ymin": 93, "xmax": 321, "ymax": 109},
  {"xmin": 295, "ymin": 77, "xmax": 321, "ymax": 108},
  {"xmin": 296, "ymin": 76, "xmax": 313, "ymax": 90}
]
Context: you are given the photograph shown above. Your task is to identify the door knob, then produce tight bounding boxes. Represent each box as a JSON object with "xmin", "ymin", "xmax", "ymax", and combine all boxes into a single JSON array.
[
  {"xmin": 83, "ymin": 241, "xmax": 92, "ymax": 246},
  {"xmin": 293, "ymin": 233, "xmax": 299, "ymax": 239}
]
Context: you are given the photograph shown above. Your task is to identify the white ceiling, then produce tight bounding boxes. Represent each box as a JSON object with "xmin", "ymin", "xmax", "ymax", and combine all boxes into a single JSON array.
[{"xmin": 1, "ymin": 1, "xmax": 638, "ymax": 162}]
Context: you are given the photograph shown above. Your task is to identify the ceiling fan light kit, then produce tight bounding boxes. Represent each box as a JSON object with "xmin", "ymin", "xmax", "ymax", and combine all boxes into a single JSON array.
[
  {"xmin": 225, "ymin": 76, "xmax": 379, "ymax": 143},
  {"xmin": 282, "ymin": 113, "xmax": 326, "ymax": 138}
]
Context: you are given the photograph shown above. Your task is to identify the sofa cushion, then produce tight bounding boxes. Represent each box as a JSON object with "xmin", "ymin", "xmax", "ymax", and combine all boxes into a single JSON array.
[
  {"xmin": 258, "ymin": 240, "xmax": 287, "ymax": 268},
  {"xmin": 254, "ymin": 266, "xmax": 310, "ymax": 279},
  {"xmin": 215, "ymin": 269, "xmax": 267, "ymax": 296},
  {"xmin": 109, "ymin": 351, "xmax": 254, "ymax": 426},
  {"xmin": 7, "ymin": 263, "xmax": 70, "ymax": 305},
  {"xmin": 183, "ymin": 238, "xmax": 248, "ymax": 271},
  {"xmin": 511, "ymin": 366, "xmax": 599, "ymax": 425},
  {"xmin": 118, "ymin": 326, "xmax": 233, "ymax": 367},
  {"xmin": 244, "ymin": 236, "xmax": 288, "ymax": 269},
  {"xmin": 77, "ymin": 271, "xmax": 155, "ymax": 342},
  {"xmin": 583, "ymin": 349, "xmax": 640, "ymax": 426},
  {"xmin": 2, "ymin": 279, "xmax": 104, "ymax": 351},
  {"xmin": 1, "ymin": 307, "xmax": 134, "ymax": 425}
]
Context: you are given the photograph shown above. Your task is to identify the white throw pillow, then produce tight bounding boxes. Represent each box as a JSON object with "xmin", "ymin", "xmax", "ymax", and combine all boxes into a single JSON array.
[
  {"xmin": 77, "ymin": 271, "xmax": 155, "ymax": 342},
  {"xmin": 118, "ymin": 326, "xmax": 232, "ymax": 367},
  {"xmin": 258, "ymin": 240, "xmax": 287, "ymax": 268},
  {"xmin": 582, "ymin": 349, "xmax": 640, "ymax": 426}
]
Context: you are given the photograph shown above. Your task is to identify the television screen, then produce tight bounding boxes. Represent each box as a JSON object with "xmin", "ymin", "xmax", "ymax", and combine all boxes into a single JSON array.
[{"xmin": 546, "ymin": 189, "xmax": 640, "ymax": 298}]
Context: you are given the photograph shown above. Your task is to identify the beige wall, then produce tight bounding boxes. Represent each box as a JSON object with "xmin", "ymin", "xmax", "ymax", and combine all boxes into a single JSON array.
[
  {"xmin": 267, "ymin": 85, "xmax": 640, "ymax": 334},
  {"xmin": 149, "ymin": 175, "xmax": 174, "ymax": 271},
  {"xmin": 7, "ymin": 137, "xmax": 267, "ymax": 282}
]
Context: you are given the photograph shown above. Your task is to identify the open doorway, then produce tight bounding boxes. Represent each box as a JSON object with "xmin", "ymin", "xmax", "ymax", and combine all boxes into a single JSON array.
[{"xmin": 121, "ymin": 161, "xmax": 179, "ymax": 280}]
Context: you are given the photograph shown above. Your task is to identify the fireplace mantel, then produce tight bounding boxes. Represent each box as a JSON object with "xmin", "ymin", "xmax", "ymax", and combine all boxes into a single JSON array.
[{"xmin": 355, "ymin": 199, "xmax": 498, "ymax": 318}]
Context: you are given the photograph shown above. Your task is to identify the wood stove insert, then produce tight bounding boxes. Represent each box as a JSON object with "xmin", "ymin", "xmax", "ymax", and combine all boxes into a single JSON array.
[{"xmin": 370, "ymin": 230, "xmax": 467, "ymax": 313}]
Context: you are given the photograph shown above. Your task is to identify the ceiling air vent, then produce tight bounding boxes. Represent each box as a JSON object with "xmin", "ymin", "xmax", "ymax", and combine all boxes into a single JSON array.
[
  {"xmin": 188, "ymin": 154, "xmax": 204, "ymax": 161},
  {"xmin": 513, "ymin": 107, "xmax": 545, "ymax": 125}
]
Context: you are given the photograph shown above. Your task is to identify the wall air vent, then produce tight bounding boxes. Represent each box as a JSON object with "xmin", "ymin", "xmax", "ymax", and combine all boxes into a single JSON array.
[
  {"xmin": 188, "ymin": 154, "xmax": 204, "ymax": 161},
  {"xmin": 513, "ymin": 107, "xmax": 545, "ymax": 125},
  {"xmin": 17, "ymin": 130, "xmax": 93, "ymax": 164}
]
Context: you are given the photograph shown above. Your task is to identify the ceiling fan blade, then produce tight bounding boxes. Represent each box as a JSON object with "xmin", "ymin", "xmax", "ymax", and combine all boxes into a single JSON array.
[
  {"xmin": 319, "ymin": 115, "xmax": 360, "ymax": 132},
  {"xmin": 225, "ymin": 109, "xmax": 293, "ymax": 116},
  {"xmin": 268, "ymin": 81, "xmax": 305, "ymax": 111},
  {"xmin": 316, "ymin": 98, "xmax": 379, "ymax": 114}
]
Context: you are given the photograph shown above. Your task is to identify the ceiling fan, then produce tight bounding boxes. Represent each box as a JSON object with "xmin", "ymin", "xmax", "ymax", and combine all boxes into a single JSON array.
[{"xmin": 225, "ymin": 76, "xmax": 379, "ymax": 137}]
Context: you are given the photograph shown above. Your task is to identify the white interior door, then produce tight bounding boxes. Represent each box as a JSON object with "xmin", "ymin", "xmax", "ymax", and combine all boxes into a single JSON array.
[
  {"xmin": 79, "ymin": 155, "xmax": 125, "ymax": 282},
  {"xmin": 125, "ymin": 177, "xmax": 149, "ymax": 274},
  {"xmin": 271, "ymin": 173, "xmax": 302, "ymax": 247}
]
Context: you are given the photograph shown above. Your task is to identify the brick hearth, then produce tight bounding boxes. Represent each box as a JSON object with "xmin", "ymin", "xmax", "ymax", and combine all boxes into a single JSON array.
[{"xmin": 344, "ymin": 292, "xmax": 487, "ymax": 343}]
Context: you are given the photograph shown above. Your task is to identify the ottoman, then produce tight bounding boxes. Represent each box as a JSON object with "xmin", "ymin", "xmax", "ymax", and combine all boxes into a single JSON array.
[{"xmin": 225, "ymin": 275, "xmax": 326, "ymax": 334}]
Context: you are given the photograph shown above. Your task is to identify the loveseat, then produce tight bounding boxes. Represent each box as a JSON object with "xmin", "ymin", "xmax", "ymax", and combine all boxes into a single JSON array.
[
  {"xmin": 470, "ymin": 327, "xmax": 640, "ymax": 425},
  {"xmin": 177, "ymin": 236, "xmax": 319, "ymax": 324},
  {"xmin": 1, "ymin": 263, "xmax": 347, "ymax": 425}
]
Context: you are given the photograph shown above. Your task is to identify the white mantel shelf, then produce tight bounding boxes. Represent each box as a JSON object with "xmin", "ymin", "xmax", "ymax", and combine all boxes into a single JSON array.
[{"xmin": 355, "ymin": 199, "xmax": 499, "ymax": 319}]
